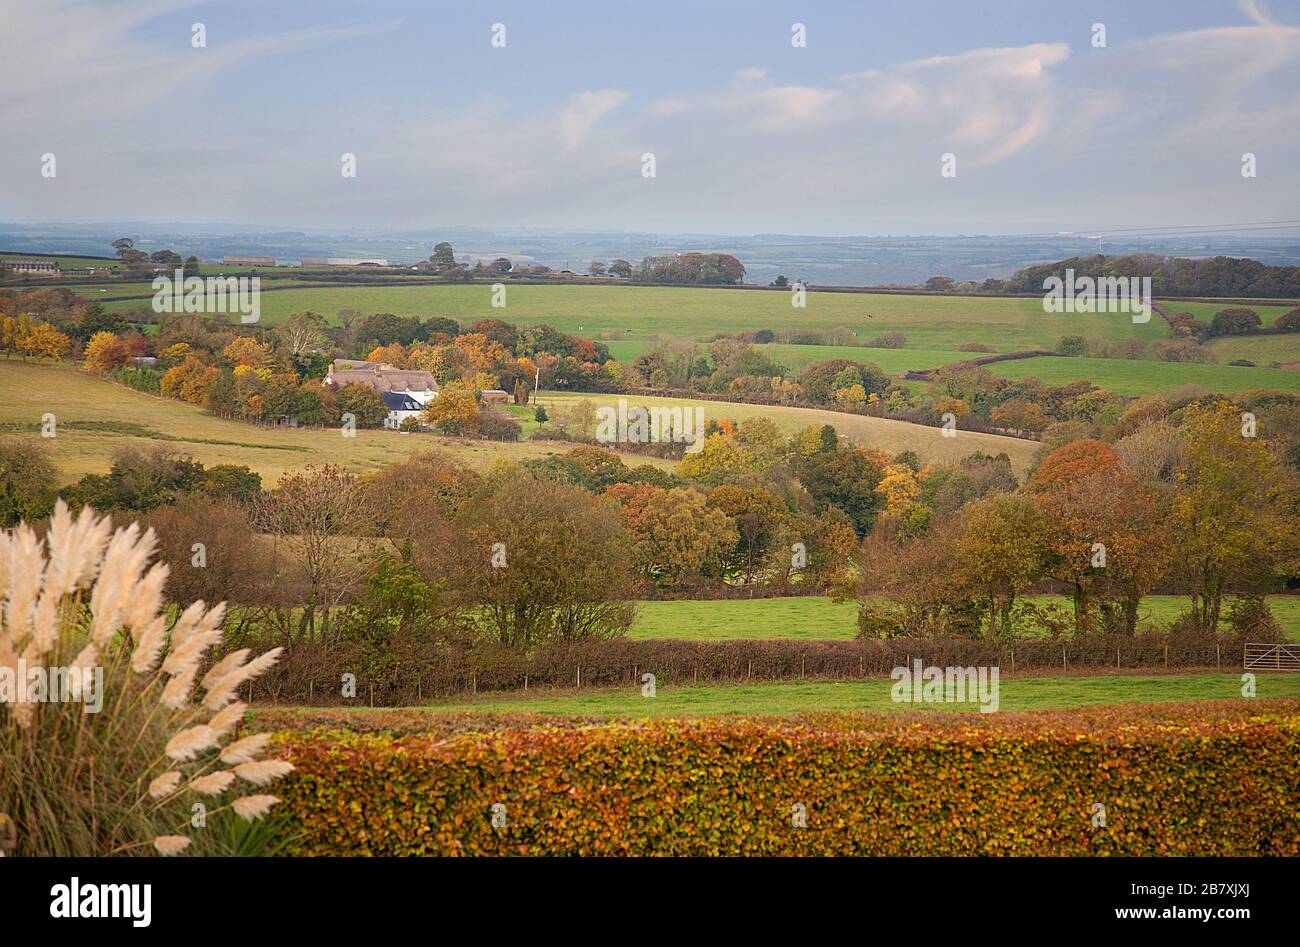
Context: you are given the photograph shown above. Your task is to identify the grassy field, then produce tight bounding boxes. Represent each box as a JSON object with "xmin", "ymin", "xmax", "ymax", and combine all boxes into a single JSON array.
[
  {"xmin": 985, "ymin": 354, "xmax": 1300, "ymax": 394},
  {"xmin": 420, "ymin": 672, "xmax": 1300, "ymax": 717},
  {"xmin": 90, "ymin": 280, "xmax": 1300, "ymax": 393},
  {"xmin": 537, "ymin": 390, "xmax": 1041, "ymax": 475},
  {"xmin": 1, "ymin": 252, "xmax": 120, "ymax": 269},
  {"xmin": 631, "ymin": 597, "xmax": 861, "ymax": 639},
  {"xmin": 628, "ymin": 595, "xmax": 1300, "ymax": 641},
  {"xmin": 100, "ymin": 282, "xmax": 1171, "ymax": 352},
  {"xmin": 753, "ymin": 342, "xmax": 1300, "ymax": 394},
  {"xmin": 90, "ymin": 278, "xmax": 1300, "ymax": 394},
  {"xmin": 1203, "ymin": 333, "xmax": 1300, "ymax": 367},
  {"xmin": 0, "ymin": 360, "xmax": 673, "ymax": 484},
  {"xmin": 1162, "ymin": 300, "xmax": 1296, "ymax": 326}
]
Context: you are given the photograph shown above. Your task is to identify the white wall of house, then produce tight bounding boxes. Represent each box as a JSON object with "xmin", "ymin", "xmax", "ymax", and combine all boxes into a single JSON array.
[{"xmin": 385, "ymin": 408, "xmax": 425, "ymax": 430}]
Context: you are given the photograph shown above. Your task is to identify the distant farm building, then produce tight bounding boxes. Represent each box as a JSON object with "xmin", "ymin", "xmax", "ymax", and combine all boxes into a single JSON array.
[
  {"xmin": 222, "ymin": 255, "xmax": 277, "ymax": 267},
  {"xmin": 2, "ymin": 259, "xmax": 61, "ymax": 276},
  {"xmin": 479, "ymin": 389, "xmax": 510, "ymax": 405},
  {"xmin": 324, "ymin": 361, "xmax": 439, "ymax": 405},
  {"xmin": 300, "ymin": 257, "xmax": 391, "ymax": 267}
]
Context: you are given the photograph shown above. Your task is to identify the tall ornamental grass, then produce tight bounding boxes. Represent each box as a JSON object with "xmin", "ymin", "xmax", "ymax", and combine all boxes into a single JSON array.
[{"xmin": 0, "ymin": 502, "xmax": 290, "ymax": 856}]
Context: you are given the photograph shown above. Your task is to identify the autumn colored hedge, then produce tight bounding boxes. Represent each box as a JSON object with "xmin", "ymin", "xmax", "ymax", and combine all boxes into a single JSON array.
[{"xmin": 273, "ymin": 700, "xmax": 1300, "ymax": 855}]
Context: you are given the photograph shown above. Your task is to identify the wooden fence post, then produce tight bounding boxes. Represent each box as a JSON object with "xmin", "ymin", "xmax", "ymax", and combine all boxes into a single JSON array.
[{"xmin": 577, "ymin": 665, "xmax": 581, "ymax": 688}]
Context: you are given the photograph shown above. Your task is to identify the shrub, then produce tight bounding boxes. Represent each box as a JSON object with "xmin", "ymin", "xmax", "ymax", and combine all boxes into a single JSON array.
[
  {"xmin": 1209, "ymin": 308, "xmax": 1262, "ymax": 337},
  {"xmin": 478, "ymin": 407, "xmax": 522, "ymax": 441},
  {"xmin": 867, "ymin": 332, "xmax": 907, "ymax": 349},
  {"xmin": 1055, "ymin": 335, "xmax": 1086, "ymax": 356},
  {"xmin": 1276, "ymin": 308, "xmax": 1300, "ymax": 332},
  {"xmin": 110, "ymin": 365, "xmax": 162, "ymax": 393},
  {"xmin": 275, "ymin": 702, "xmax": 1300, "ymax": 855},
  {"xmin": 957, "ymin": 342, "xmax": 994, "ymax": 353}
]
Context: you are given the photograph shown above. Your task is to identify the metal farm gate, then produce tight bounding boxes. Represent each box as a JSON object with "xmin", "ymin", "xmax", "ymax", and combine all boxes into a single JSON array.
[{"xmin": 1244, "ymin": 642, "xmax": 1300, "ymax": 671}]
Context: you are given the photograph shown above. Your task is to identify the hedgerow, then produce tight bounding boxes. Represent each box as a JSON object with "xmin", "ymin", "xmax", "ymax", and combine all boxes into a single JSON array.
[
  {"xmin": 273, "ymin": 701, "xmax": 1300, "ymax": 855},
  {"xmin": 239, "ymin": 632, "xmax": 1249, "ymax": 706}
]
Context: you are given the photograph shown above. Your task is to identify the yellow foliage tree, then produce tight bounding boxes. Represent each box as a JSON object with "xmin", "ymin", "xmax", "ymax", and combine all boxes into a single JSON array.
[
  {"xmin": 82, "ymin": 331, "xmax": 129, "ymax": 374},
  {"xmin": 19, "ymin": 322, "xmax": 71, "ymax": 360},
  {"xmin": 423, "ymin": 380, "xmax": 480, "ymax": 435}
]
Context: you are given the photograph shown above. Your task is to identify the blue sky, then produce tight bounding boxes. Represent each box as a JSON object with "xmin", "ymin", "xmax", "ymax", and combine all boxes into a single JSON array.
[{"xmin": 4, "ymin": 0, "xmax": 1299, "ymax": 235}]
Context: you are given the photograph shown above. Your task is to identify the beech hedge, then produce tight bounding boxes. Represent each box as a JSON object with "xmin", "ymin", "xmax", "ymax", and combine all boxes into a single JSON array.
[{"xmin": 273, "ymin": 701, "xmax": 1300, "ymax": 855}]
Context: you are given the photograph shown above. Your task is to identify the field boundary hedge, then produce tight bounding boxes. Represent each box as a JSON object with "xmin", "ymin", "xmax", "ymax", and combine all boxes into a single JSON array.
[
  {"xmin": 273, "ymin": 701, "xmax": 1300, "ymax": 855},
  {"xmin": 238, "ymin": 633, "xmax": 1250, "ymax": 707}
]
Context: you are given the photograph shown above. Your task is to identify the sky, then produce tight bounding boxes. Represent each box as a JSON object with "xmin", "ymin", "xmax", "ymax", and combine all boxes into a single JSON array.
[{"xmin": 3, "ymin": 0, "xmax": 1299, "ymax": 236}]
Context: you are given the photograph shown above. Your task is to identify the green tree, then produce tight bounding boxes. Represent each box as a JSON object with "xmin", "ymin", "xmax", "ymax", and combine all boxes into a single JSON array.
[
  {"xmin": 952, "ymin": 493, "xmax": 1049, "ymax": 637},
  {"xmin": 451, "ymin": 476, "xmax": 636, "ymax": 647},
  {"xmin": 0, "ymin": 438, "xmax": 57, "ymax": 527},
  {"xmin": 430, "ymin": 241, "xmax": 456, "ymax": 268},
  {"xmin": 336, "ymin": 383, "xmax": 389, "ymax": 428}
]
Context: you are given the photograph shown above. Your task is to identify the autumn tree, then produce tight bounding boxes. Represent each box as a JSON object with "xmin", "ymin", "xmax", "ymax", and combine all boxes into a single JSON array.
[
  {"xmin": 1171, "ymin": 402, "xmax": 1298, "ymax": 630},
  {"xmin": 951, "ymin": 493, "xmax": 1049, "ymax": 637},
  {"xmin": 253, "ymin": 465, "xmax": 374, "ymax": 641},
  {"xmin": 141, "ymin": 496, "xmax": 274, "ymax": 641},
  {"xmin": 611, "ymin": 485, "xmax": 737, "ymax": 589},
  {"xmin": 706, "ymin": 484, "xmax": 787, "ymax": 584},
  {"xmin": 1029, "ymin": 439, "xmax": 1124, "ymax": 633},
  {"xmin": 82, "ymin": 330, "xmax": 131, "ymax": 374},
  {"xmin": 424, "ymin": 380, "xmax": 481, "ymax": 435},
  {"xmin": 16, "ymin": 321, "xmax": 71, "ymax": 360},
  {"xmin": 0, "ymin": 437, "xmax": 57, "ymax": 527},
  {"xmin": 449, "ymin": 476, "xmax": 636, "ymax": 647},
  {"xmin": 161, "ymin": 358, "xmax": 218, "ymax": 405}
]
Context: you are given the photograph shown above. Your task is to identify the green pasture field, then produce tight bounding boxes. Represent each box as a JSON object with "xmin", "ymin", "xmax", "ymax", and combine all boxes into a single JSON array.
[
  {"xmin": 1202, "ymin": 333, "xmax": 1300, "ymax": 366},
  {"xmin": 536, "ymin": 390, "xmax": 1041, "ymax": 475},
  {"xmin": 420, "ymin": 672, "xmax": 1300, "ymax": 717},
  {"xmin": 99, "ymin": 283, "xmax": 1170, "ymax": 353},
  {"xmin": 0, "ymin": 359, "xmax": 674, "ymax": 484},
  {"xmin": 0, "ymin": 252, "xmax": 120, "ymax": 269},
  {"xmin": 986, "ymin": 354, "xmax": 1300, "ymax": 395},
  {"xmin": 1162, "ymin": 301, "xmax": 1296, "ymax": 325},
  {"xmin": 628, "ymin": 595, "xmax": 1300, "ymax": 641},
  {"xmin": 756, "ymin": 344, "xmax": 1300, "ymax": 394},
  {"xmin": 84, "ymin": 281, "xmax": 1300, "ymax": 395}
]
